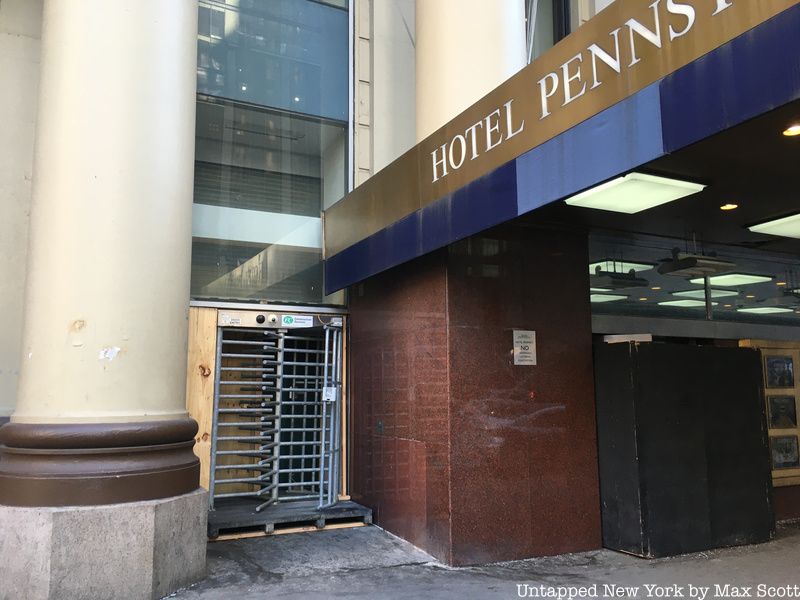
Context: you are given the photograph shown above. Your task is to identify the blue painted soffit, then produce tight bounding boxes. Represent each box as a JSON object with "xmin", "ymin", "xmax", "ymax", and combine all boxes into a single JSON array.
[{"xmin": 325, "ymin": 4, "xmax": 800, "ymax": 295}]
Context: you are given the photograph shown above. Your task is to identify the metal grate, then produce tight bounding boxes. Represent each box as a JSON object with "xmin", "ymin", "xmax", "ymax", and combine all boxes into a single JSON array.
[{"xmin": 209, "ymin": 323, "xmax": 342, "ymax": 511}]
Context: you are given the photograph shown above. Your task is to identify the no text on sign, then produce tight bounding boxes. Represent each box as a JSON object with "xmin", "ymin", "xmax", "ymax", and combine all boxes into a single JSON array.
[{"xmin": 513, "ymin": 330, "xmax": 537, "ymax": 366}]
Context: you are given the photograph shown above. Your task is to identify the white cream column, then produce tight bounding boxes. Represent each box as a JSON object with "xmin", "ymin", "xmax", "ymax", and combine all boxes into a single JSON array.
[
  {"xmin": 0, "ymin": 2, "xmax": 207, "ymax": 597},
  {"xmin": 0, "ymin": 0, "xmax": 202, "ymax": 508},
  {"xmin": 415, "ymin": 0, "xmax": 527, "ymax": 141},
  {"xmin": 13, "ymin": 0, "xmax": 197, "ymax": 425},
  {"xmin": 0, "ymin": 0, "xmax": 202, "ymax": 505}
]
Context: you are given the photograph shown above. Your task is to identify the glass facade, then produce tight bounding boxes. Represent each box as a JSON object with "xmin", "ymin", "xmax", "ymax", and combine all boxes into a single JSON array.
[
  {"xmin": 589, "ymin": 233, "xmax": 800, "ymax": 328},
  {"xmin": 191, "ymin": 0, "xmax": 349, "ymax": 304},
  {"xmin": 526, "ymin": 0, "xmax": 616, "ymax": 61}
]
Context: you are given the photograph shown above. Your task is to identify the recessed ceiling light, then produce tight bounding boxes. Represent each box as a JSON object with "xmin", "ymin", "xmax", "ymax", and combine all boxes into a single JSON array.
[
  {"xmin": 777, "ymin": 281, "xmax": 787, "ymax": 287},
  {"xmin": 589, "ymin": 260, "xmax": 654, "ymax": 275},
  {"xmin": 672, "ymin": 289, "xmax": 738, "ymax": 299},
  {"xmin": 639, "ymin": 297, "xmax": 648, "ymax": 301},
  {"xmin": 720, "ymin": 203, "xmax": 738, "ymax": 211},
  {"xmin": 746, "ymin": 294, "xmax": 756, "ymax": 299},
  {"xmin": 565, "ymin": 173, "xmax": 706, "ymax": 214},
  {"xmin": 724, "ymin": 304, "xmax": 733, "ymax": 308},
  {"xmin": 651, "ymin": 286, "xmax": 662, "ymax": 291},
  {"xmin": 783, "ymin": 124, "xmax": 800, "ymax": 137},
  {"xmin": 689, "ymin": 273, "xmax": 773, "ymax": 286},
  {"xmin": 738, "ymin": 307, "xmax": 794, "ymax": 314},
  {"xmin": 749, "ymin": 213, "xmax": 800, "ymax": 239},
  {"xmin": 591, "ymin": 293, "xmax": 628, "ymax": 303},
  {"xmin": 658, "ymin": 299, "xmax": 719, "ymax": 308}
]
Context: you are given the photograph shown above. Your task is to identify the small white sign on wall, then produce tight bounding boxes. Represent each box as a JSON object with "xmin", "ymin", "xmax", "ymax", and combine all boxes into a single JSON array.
[{"xmin": 513, "ymin": 330, "xmax": 537, "ymax": 366}]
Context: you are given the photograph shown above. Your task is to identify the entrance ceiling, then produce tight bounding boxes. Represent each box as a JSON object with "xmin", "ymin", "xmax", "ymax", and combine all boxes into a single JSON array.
[
  {"xmin": 519, "ymin": 99, "xmax": 800, "ymax": 326},
  {"xmin": 526, "ymin": 99, "xmax": 800, "ymax": 256}
]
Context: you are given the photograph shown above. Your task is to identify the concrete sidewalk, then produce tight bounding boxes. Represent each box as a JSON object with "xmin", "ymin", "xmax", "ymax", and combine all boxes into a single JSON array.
[{"xmin": 172, "ymin": 521, "xmax": 800, "ymax": 599}]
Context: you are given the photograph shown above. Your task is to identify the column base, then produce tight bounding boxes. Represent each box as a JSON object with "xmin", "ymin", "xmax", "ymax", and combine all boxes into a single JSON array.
[
  {"xmin": 0, "ymin": 489, "xmax": 208, "ymax": 600},
  {"xmin": 0, "ymin": 419, "xmax": 200, "ymax": 506}
]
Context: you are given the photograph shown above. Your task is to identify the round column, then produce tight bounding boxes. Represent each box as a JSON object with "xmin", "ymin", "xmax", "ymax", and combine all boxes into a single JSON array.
[
  {"xmin": 415, "ymin": 0, "xmax": 527, "ymax": 141},
  {"xmin": 0, "ymin": 0, "xmax": 200, "ymax": 505}
]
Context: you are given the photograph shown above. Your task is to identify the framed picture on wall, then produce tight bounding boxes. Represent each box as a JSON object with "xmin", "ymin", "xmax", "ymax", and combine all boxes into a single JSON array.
[
  {"xmin": 771, "ymin": 436, "xmax": 800, "ymax": 470},
  {"xmin": 768, "ymin": 396, "xmax": 798, "ymax": 429},
  {"xmin": 766, "ymin": 356, "xmax": 795, "ymax": 388}
]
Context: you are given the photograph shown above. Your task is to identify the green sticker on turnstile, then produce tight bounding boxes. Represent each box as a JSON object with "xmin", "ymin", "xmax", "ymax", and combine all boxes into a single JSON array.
[{"xmin": 281, "ymin": 314, "xmax": 314, "ymax": 328}]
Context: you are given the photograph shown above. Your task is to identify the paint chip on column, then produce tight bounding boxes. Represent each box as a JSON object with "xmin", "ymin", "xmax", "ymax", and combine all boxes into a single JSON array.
[{"xmin": 98, "ymin": 347, "xmax": 121, "ymax": 361}]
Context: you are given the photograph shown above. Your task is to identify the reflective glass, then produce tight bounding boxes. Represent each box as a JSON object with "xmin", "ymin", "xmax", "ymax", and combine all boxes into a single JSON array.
[
  {"xmin": 197, "ymin": 0, "xmax": 349, "ymax": 121},
  {"xmin": 191, "ymin": 97, "xmax": 346, "ymax": 304},
  {"xmin": 192, "ymin": 0, "xmax": 349, "ymax": 305},
  {"xmin": 588, "ymin": 233, "xmax": 800, "ymax": 327}
]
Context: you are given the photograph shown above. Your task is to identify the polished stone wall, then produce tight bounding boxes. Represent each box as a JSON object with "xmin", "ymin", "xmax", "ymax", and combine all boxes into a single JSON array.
[
  {"xmin": 349, "ymin": 226, "xmax": 602, "ymax": 565},
  {"xmin": 349, "ymin": 250, "xmax": 453, "ymax": 561}
]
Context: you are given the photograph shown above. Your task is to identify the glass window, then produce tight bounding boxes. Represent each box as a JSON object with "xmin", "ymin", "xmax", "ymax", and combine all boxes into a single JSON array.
[
  {"xmin": 192, "ymin": 97, "xmax": 346, "ymax": 304},
  {"xmin": 525, "ymin": 0, "xmax": 572, "ymax": 62},
  {"xmin": 197, "ymin": 0, "xmax": 349, "ymax": 122},
  {"xmin": 192, "ymin": 0, "xmax": 349, "ymax": 305},
  {"xmin": 527, "ymin": 0, "xmax": 556, "ymax": 62},
  {"xmin": 570, "ymin": 0, "xmax": 616, "ymax": 31},
  {"xmin": 526, "ymin": 0, "xmax": 617, "ymax": 61},
  {"xmin": 588, "ymin": 233, "xmax": 800, "ymax": 328}
]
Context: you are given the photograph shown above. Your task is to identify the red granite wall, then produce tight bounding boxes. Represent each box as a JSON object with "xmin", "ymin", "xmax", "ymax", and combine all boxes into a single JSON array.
[
  {"xmin": 349, "ymin": 250, "xmax": 453, "ymax": 561},
  {"xmin": 348, "ymin": 227, "xmax": 602, "ymax": 565},
  {"xmin": 446, "ymin": 227, "xmax": 601, "ymax": 564}
]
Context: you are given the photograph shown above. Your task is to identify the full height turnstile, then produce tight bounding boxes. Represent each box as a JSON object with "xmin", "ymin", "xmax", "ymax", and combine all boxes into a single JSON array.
[{"xmin": 208, "ymin": 310, "xmax": 344, "ymax": 513}]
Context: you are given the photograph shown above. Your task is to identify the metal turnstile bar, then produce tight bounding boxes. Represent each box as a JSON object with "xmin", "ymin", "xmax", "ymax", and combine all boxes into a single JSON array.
[
  {"xmin": 215, "ymin": 463, "xmax": 276, "ymax": 470},
  {"xmin": 215, "ymin": 471, "xmax": 278, "ymax": 485},
  {"xmin": 209, "ymin": 323, "xmax": 342, "ymax": 511},
  {"xmin": 221, "ymin": 340, "xmax": 279, "ymax": 346}
]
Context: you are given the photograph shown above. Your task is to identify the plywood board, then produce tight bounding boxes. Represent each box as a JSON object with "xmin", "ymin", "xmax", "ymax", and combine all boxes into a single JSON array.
[
  {"xmin": 186, "ymin": 307, "xmax": 218, "ymax": 490},
  {"xmin": 209, "ymin": 521, "xmax": 366, "ymax": 542}
]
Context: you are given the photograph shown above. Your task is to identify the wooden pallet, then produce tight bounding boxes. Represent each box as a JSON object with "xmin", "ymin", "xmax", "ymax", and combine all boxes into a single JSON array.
[
  {"xmin": 207, "ymin": 498, "xmax": 372, "ymax": 540},
  {"xmin": 210, "ymin": 521, "xmax": 369, "ymax": 542}
]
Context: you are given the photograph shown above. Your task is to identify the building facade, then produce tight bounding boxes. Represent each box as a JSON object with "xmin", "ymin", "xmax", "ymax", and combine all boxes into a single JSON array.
[{"xmin": 2, "ymin": 0, "xmax": 800, "ymax": 596}]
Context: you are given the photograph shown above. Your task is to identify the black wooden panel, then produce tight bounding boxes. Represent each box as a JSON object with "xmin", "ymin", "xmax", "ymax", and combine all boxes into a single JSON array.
[
  {"xmin": 699, "ymin": 346, "xmax": 774, "ymax": 547},
  {"xmin": 594, "ymin": 342, "xmax": 645, "ymax": 556},
  {"xmin": 594, "ymin": 341, "xmax": 774, "ymax": 558}
]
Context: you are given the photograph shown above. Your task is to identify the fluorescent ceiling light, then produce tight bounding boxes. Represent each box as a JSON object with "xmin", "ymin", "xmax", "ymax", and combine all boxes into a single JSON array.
[
  {"xmin": 689, "ymin": 273, "xmax": 773, "ymax": 286},
  {"xmin": 591, "ymin": 294, "xmax": 628, "ymax": 303},
  {"xmin": 658, "ymin": 299, "xmax": 719, "ymax": 308},
  {"xmin": 749, "ymin": 213, "xmax": 800, "ymax": 239},
  {"xmin": 738, "ymin": 307, "xmax": 794, "ymax": 314},
  {"xmin": 672, "ymin": 289, "xmax": 738, "ymax": 299},
  {"xmin": 590, "ymin": 287, "xmax": 612, "ymax": 292},
  {"xmin": 566, "ymin": 173, "xmax": 705, "ymax": 214},
  {"xmin": 589, "ymin": 260, "xmax": 654, "ymax": 275}
]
